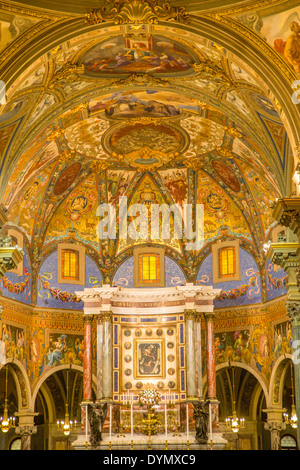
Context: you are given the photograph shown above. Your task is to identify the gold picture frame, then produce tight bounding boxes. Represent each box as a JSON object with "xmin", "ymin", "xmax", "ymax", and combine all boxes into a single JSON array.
[{"xmin": 134, "ymin": 339, "xmax": 165, "ymax": 379}]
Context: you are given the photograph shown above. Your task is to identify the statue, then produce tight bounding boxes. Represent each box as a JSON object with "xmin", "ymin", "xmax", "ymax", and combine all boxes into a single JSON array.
[
  {"xmin": 193, "ymin": 401, "xmax": 209, "ymax": 444},
  {"xmin": 88, "ymin": 402, "xmax": 108, "ymax": 448}
]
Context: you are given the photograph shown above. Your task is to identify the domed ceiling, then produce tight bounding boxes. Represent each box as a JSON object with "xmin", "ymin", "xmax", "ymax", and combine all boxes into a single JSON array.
[{"xmin": 0, "ymin": 0, "xmax": 298, "ymax": 283}]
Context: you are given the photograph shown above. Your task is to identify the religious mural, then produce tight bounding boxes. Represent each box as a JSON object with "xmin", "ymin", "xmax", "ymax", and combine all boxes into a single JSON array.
[
  {"xmin": 37, "ymin": 251, "xmax": 102, "ymax": 310},
  {"xmin": 45, "ymin": 174, "xmax": 100, "ymax": 250},
  {"xmin": 1, "ymin": 323, "xmax": 26, "ymax": 364},
  {"xmin": 88, "ymin": 90, "xmax": 200, "ymax": 119},
  {"xmin": 81, "ymin": 35, "xmax": 195, "ymax": 76},
  {"xmin": 197, "ymin": 248, "xmax": 261, "ymax": 307},
  {"xmin": 214, "ymin": 330, "xmax": 252, "ymax": 365},
  {"xmin": 259, "ymin": 6, "xmax": 300, "ymax": 75}
]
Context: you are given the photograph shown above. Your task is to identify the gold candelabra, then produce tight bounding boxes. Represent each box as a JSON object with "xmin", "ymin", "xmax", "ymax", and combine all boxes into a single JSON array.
[
  {"xmin": 0, "ymin": 365, "xmax": 16, "ymax": 433},
  {"xmin": 57, "ymin": 368, "xmax": 77, "ymax": 437},
  {"xmin": 283, "ymin": 362, "xmax": 298, "ymax": 428}
]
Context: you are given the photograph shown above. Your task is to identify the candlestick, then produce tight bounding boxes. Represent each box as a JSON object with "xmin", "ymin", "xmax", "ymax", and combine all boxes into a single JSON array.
[
  {"xmin": 109, "ymin": 404, "xmax": 112, "ymax": 441},
  {"xmin": 131, "ymin": 403, "xmax": 133, "ymax": 441},
  {"xmin": 165, "ymin": 403, "xmax": 168, "ymax": 441},
  {"xmin": 209, "ymin": 403, "xmax": 213, "ymax": 444},
  {"xmin": 186, "ymin": 404, "xmax": 189, "ymax": 440},
  {"xmin": 85, "ymin": 404, "xmax": 88, "ymax": 445}
]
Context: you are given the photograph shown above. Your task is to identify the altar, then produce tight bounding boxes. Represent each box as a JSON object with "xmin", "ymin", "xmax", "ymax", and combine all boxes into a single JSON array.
[{"xmin": 72, "ymin": 284, "xmax": 227, "ymax": 450}]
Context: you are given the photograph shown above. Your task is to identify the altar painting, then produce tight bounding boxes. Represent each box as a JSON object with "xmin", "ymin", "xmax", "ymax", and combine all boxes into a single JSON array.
[{"xmin": 135, "ymin": 340, "xmax": 165, "ymax": 378}]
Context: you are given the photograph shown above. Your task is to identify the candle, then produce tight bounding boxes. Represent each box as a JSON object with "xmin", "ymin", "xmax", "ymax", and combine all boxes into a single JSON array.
[
  {"xmin": 186, "ymin": 404, "xmax": 189, "ymax": 440},
  {"xmin": 85, "ymin": 404, "xmax": 88, "ymax": 443},
  {"xmin": 209, "ymin": 404, "xmax": 212, "ymax": 442},
  {"xmin": 109, "ymin": 405, "xmax": 112, "ymax": 440},
  {"xmin": 131, "ymin": 403, "xmax": 133, "ymax": 440},
  {"xmin": 165, "ymin": 403, "xmax": 168, "ymax": 440}
]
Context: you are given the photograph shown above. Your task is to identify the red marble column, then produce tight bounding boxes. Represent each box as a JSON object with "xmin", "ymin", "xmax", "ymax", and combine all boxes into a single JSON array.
[
  {"xmin": 83, "ymin": 315, "xmax": 93, "ymax": 401},
  {"xmin": 205, "ymin": 313, "xmax": 216, "ymax": 398}
]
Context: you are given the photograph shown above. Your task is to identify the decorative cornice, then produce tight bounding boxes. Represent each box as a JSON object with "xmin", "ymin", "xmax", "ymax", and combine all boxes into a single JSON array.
[{"xmin": 85, "ymin": 0, "xmax": 190, "ymax": 25}]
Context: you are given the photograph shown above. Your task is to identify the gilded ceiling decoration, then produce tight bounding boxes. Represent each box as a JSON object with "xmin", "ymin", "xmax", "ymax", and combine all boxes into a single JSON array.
[{"xmin": 0, "ymin": 0, "xmax": 299, "ymax": 283}]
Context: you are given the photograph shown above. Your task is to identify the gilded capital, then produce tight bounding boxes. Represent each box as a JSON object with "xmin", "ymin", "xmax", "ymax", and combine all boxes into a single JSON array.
[
  {"xmin": 204, "ymin": 312, "xmax": 215, "ymax": 322},
  {"xmin": 184, "ymin": 309, "xmax": 196, "ymax": 321},
  {"xmin": 83, "ymin": 314, "xmax": 94, "ymax": 325},
  {"xmin": 286, "ymin": 301, "xmax": 300, "ymax": 326},
  {"xmin": 101, "ymin": 311, "xmax": 113, "ymax": 323}
]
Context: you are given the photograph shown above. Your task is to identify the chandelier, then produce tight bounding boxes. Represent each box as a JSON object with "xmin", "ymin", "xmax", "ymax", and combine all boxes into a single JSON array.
[
  {"xmin": 283, "ymin": 362, "xmax": 298, "ymax": 429},
  {"xmin": 0, "ymin": 365, "xmax": 16, "ymax": 433},
  {"xmin": 57, "ymin": 368, "xmax": 77, "ymax": 436},
  {"xmin": 225, "ymin": 365, "xmax": 245, "ymax": 433}
]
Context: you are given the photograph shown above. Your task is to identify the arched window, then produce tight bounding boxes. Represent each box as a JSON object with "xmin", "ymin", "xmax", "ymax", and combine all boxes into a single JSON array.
[
  {"xmin": 9, "ymin": 438, "xmax": 21, "ymax": 450},
  {"xmin": 281, "ymin": 434, "xmax": 297, "ymax": 450}
]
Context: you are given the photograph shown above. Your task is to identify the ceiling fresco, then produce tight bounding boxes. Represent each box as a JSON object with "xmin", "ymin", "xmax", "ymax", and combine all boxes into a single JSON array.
[{"xmin": 0, "ymin": 0, "xmax": 298, "ymax": 288}]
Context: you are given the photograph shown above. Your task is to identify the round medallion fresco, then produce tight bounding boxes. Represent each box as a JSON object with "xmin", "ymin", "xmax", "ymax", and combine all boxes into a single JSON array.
[
  {"xmin": 53, "ymin": 162, "xmax": 81, "ymax": 196},
  {"xmin": 212, "ymin": 160, "xmax": 241, "ymax": 193},
  {"xmin": 102, "ymin": 119, "xmax": 189, "ymax": 171}
]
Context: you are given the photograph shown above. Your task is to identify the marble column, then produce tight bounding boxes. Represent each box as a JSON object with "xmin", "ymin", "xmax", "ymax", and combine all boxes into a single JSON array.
[
  {"xmin": 286, "ymin": 302, "xmax": 300, "ymax": 445},
  {"xmin": 101, "ymin": 311, "xmax": 113, "ymax": 401},
  {"xmin": 195, "ymin": 313, "xmax": 202, "ymax": 398},
  {"xmin": 83, "ymin": 315, "xmax": 93, "ymax": 402},
  {"xmin": 15, "ymin": 411, "xmax": 38, "ymax": 450},
  {"xmin": 268, "ymin": 198, "xmax": 300, "ymax": 445},
  {"xmin": 263, "ymin": 415, "xmax": 286, "ymax": 450},
  {"xmin": 185, "ymin": 309, "xmax": 197, "ymax": 400},
  {"xmin": 96, "ymin": 316, "xmax": 103, "ymax": 400},
  {"xmin": 205, "ymin": 312, "xmax": 216, "ymax": 399}
]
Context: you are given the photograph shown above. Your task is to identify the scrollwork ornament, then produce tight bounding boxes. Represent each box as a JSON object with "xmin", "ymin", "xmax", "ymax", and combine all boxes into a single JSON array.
[{"xmin": 85, "ymin": 0, "xmax": 189, "ymax": 25}]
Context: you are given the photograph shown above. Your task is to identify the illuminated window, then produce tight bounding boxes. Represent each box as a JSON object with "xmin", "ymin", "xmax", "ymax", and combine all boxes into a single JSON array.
[
  {"xmin": 61, "ymin": 249, "xmax": 79, "ymax": 281},
  {"xmin": 139, "ymin": 254, "xmax": 160, "ymax": 284},
  {"xmin": 212, "ymin": 240, "xmax": 240, "ymax": 284},
  {"xmin": 219, "ymin": 247, "xmax": 236, "ymax": 278},
  {"xmin": 134, "ymin": 247, "xmax": 165, "ymax": 287}
]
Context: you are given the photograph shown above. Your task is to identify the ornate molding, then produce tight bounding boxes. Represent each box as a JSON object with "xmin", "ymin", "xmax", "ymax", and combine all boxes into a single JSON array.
[
  {"xmin": 286, "ymin": 301, "xmax": 300, "ymax": 326},
  {"xmin": 0, "ymin": 237, "xmax": 24, "ymax": 277},
  {"xmin": 85, "ymin": 0, "xmax": 190, "ymax": 25},
  {"xmin": 272, "ymin": 198, "xmax": 300, "ymax": 237},
  {"xmin": 48, "ymin": 63, "xmax": 85, "ymax": 89},
  {"xmin": 15, "ymin": 425, "xmax": 37, "ymax": 436}
]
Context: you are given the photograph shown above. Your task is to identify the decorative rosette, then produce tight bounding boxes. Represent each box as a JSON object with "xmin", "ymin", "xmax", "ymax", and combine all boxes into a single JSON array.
[{"xmin": 138, "ymin": 389, "xmax": 161, "ymax": 406}]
